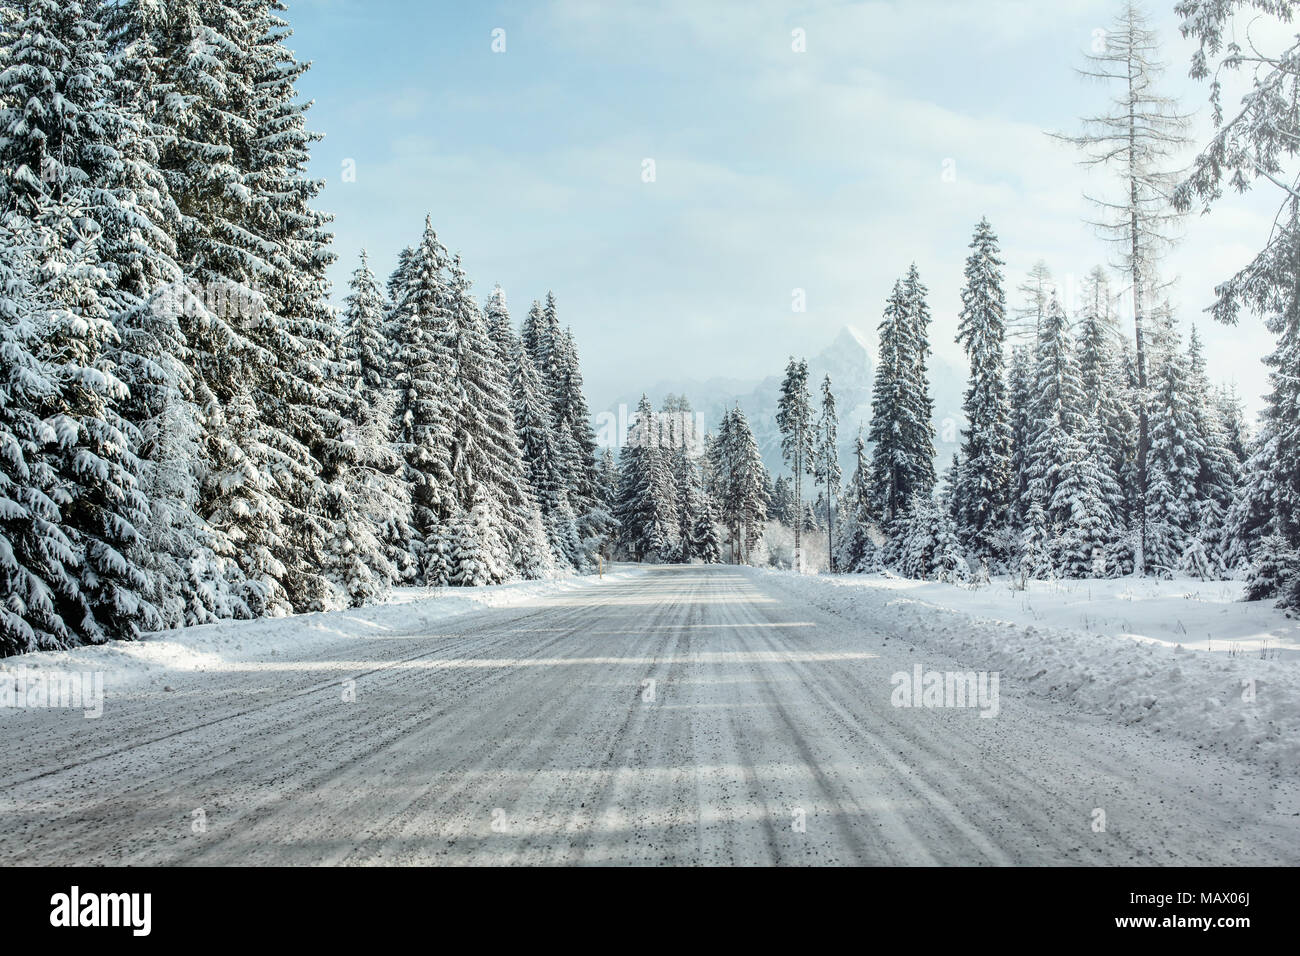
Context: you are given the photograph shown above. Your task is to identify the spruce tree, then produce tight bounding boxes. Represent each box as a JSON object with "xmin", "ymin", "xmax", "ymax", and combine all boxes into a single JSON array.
[
  {"xmin": 0, "ymin": 0, "xmax": 162, "ymax": 641},
  {"xmin": 388, "ymin": 217, "xmax": 456, "ymax": 577},
  {"xmin": 1145, "ymin": 338, "xmax": 1203, "ymax": 576},
  {"xmin": 870, "ymin": 272, "xmax": 935, "ymax": 530},
  {"xmin": 712, "ymin": 406, "xmax": 768, "ymax": 564},
  {"xmin": 835, "ymin": 431, "xmax": 878, "ymax": 573},
  {"xmin": 814, "ymin": 375, "xmax": 841, "ymax": 570},
  {"xmin": 777, "ymin": 358, "xmax": 813, "ymax": 568},
  {"xmin": 0, "ymin": 221, "xmax": 82, "ymax": 652},
  {"xmin": 955, "ymin": 219, "xmax": 1013, "ymax": 562}
]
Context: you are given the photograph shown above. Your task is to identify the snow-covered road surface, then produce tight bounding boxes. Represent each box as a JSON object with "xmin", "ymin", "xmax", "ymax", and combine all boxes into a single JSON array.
[{"xmin": 2, "ymin": 565, "xmax": 1297, "ymax": 865}]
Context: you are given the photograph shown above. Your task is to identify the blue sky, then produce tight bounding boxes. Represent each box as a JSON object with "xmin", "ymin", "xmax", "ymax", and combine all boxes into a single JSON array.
[{"xmin": 292, "ymin": 0, "xmax": 1285, "ymax": 417}]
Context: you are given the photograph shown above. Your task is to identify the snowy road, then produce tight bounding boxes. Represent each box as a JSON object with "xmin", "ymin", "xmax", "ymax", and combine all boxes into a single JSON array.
[{"xmin": 2, "ymin": 565, "xmax": 1297, "ymax": 865}]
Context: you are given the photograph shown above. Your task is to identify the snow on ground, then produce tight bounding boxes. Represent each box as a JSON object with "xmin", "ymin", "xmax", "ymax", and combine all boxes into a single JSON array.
[
  {"xmin": 0, "ymin": 566, "xmax": 647, "ymax": 694},
  {"xmin": 753, "ymin": 568, "xmax": 1300, "ymax": 774},
  {"xmin": 841, "ymin": 574, "xmax": 1300, "ymax": 658}
]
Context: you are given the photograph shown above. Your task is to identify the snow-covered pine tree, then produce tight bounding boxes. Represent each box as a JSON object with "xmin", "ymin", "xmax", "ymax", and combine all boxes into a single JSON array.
[
  {"xmin": 813, "ymin": 375, "xmax": 841, "ymax": 570},
  {"xmin": 107, "ymin": 0, "xmax": 335, "ymax": 612},
  {"xmin": 869, "ymin": 284, "xmax": 907, "ymax": 527},
  {"xmin": 596, "ymin": 446, "xmax": 620, "ymax": 552},
  {"xmin": 1244, "ymin": 536, "xmax": 1300, "ymax": 604},
  {"xmin": 1144, "ymin": 336, "xmax": 1204, "ymax": 576},
  {"xmin": 901, "ymin": 264, "xmax": 937, "ymax": 494},
  {"xmin": 98, "ymin": 0, "xmax": 263, "ymax": 627},
  {"xmin": 332, "ymin": 250, "xmax": 414, "ymax": 596},
  {"xmin": 131, "ymin": 0, "xmax": 269, "ymax": 521},
  {"xmin": 0, "ymin": 221, "xmax": 83, "ymax": 653},
  {"xmin": 386, "ymin": 245, "xmax": 415, "ymax": 312},
  {"xmin": 442, "ymin": 256, "xmax": 549, "ymax": 583},
  {"xmin": 520, "ymin": 296, "xmax": 553, "ymax": 383},
  {"xmin": 835, "ymin": 430, "xmax": 878, "ymax": 573},
  {"xmin": 894, "ymin": 494, "xmax": 964, "ymax": 582},
  {"xmin": 768, "ymin": 475, "xmax": 795, "ymax": 526},
  {"xmin": 500, "ymin": 302, "xmax": 571, "ymax": 568},
  {"xmin": 450, "ymin": 487, "xmax": 507, "ymax": 587},
  {"xmin": 486, "ymin": 284, "xmax": 566, "ymax": 572},
  {"xmin": 235, "ymin": 0, "xmax": 356, "ymax": 611},
  {"xmin": 1075, "ymin": 270, "xmax": 1133, "ymax": 532},
  {"xmin": 870, "ymin": 272, "xmax": 936, "ymax": 533},
  {"xmin": 1055, "ymin": 0, "xmax": 1192, "ymax": 575},
  {"xmin": 801, "ymin": 500, "xmax": 821, "ymax": 535},
  {"xmin": 681, "ymin": 469, "xmax": 723, "ymax": 564},
  {"xmin": 615, "ymin": 396, "xmax": 675, "ymax": 562},
  {"xmin": 388, "ymin": 217, "xmax": 456, "ymax": 577},
  {"xmin": 423, "ymin": 516, "xmax": 454, "ymax": 588},
  {"xmin": 125, "ymin": 285, "xmax": 247, "ymax": 626},
  {"xmin": 344, "ymin": 250, "xmax": 391, "ymax": 391},
  {"xmin": 660, "ymin": 394, "xmax": 697, "ymax": 555},
  {"xmin": 1052, "ymin": 442, "xmax": 1117, "ymax": 579},
  {"xmin": 1184, "ymin": 326, "xmax": 1240, "ymax": 571},
  {"xmin": 1007, "ymin": 345, "xmax": 1034, "ymax": 530},
  {"xmin": 954, "ymin": 218, "xmax": 1013, "ymax": 563},
  {"xmin": 205, "ymin": 378, "xmax": 291, "ymax": 616},
  {"xmin": 1024, "ymin": 293, "xmax": 1114, "ymax": 575},
  {"xmin": 550, "ymin": 325, "xmax": 609, "ymax": 561},
  {"xmin": 776, "ymin": 357, "xmax": 814, "ymax": 568},
  {"xmin": 711, "ymin": 406, "xmax": 768, "ymax": 564},
  {"xmin": 0, "ymin": 0, "xmax": 165, "ymax": 642}
]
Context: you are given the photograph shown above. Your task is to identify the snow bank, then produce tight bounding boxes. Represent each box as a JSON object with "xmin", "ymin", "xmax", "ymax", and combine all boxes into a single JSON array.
[
  {"xmin": 753, "ymin": 569, "xmax": 1300, "ymax": 773},
  {"xmin": 831, "ymin": 574, "xmax": 1299, "ymax": 658},
  {"xmin": 0, "ymin": 567, "xmax": 647, "ymax": 694}
]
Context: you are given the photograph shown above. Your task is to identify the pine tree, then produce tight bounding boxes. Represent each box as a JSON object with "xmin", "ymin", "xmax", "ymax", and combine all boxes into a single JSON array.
[
  {"xmin": 1054, "ymin": 0, "xmax": 1192, "ymax": 573},
  {"xmin": 954, "ymin": 218, "xmax": 1013, "ymax": 562},
  {"xmin": 450, "ymin": 488, "xmax": 506, "ymax": 587},
  {"xmin": 550, "ymin": 325, "xmax": 607, "ymax": 562},
  {"xmin": 333, "ymin": 251, "xmax": 413, "ymax": 596},
  {"xmin": 677, "ymin": 458, "xmax": 721, "ymax": 564},
  {"xmin": 1184, "ymin": 326, "xmax": 1240, "ymax": 570},
  {"xmin": 0, "ymin": 0, "xmax": 164, "ymax": 642},
  {"xmin": 1145, "ymin": 338, "xmax": 1204, "ymax": 576},
  {"xmin": 241, "ymin": 0, "xmax": 352, "ymax": 612},
  {"xmin": 1007, "ymin": 345, "xmax": 1035, "ymax": 529},
  {"xmin": 769, "ymin": 475, "xmax": 795, "ymax": 526},
  {"xmin": 615, "ymin": 396, "xmax": 675, "ymax": 562},
  {"xmin": 711, "ymin": 406, "xmax": 768, "ymax": 564},
  {"xmin": 388, "ymin": 217, "xmax": 456, "ymax": 576},
  {"xmin": 835, "ymin": 431, "xmax": 878, "ymax": 573},
  {"xmin": 901, "ymin": 264, "xmax": 937, "ymax": 497},
  {"xmin": 813, "ymin": 375, "xmax": 841, "ymax": 570},
  {"xmin": 205, "ymin": 379, "xmax": 290, "ymax": 616},
  {"xmin": 504, "ymin": 308, "xmax": 572, "ymax": 568},
  {"xmin": 344, "ymin": 250, "xmax": 391, "ymax": 391},
  {"xmin": 441, "ymin": 256, "xmax": 547, "ymax": 583},
  {"xmin": 1075, "ymin": 272, "xmax": 1133, "ymax": 531},
  {"xmin": 0, "ymin": 221, "xmax": 82, "ymax": 652},
  {"xmin": 870, "ymin": 271, "xmax": 936, "ymax": 530},
  {"xmin": 1025, "ymin": 293, "xmax": 1115, "ymax": 575},
  {"xmin": 776, "ymin": 358, "xmax": 814, "ymax": 569}
]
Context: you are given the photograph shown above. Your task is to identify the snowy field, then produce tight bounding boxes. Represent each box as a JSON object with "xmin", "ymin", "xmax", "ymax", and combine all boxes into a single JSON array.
[
  {"xmin": 756, "ymin": 569, "xmax": 1300, "ymax": 773},
  {"xmin": 0, "ymin": 567, "xmax": 648, "ymax": 696}
]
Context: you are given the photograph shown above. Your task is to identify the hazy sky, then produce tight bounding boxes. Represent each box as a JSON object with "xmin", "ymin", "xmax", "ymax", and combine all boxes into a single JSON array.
[{"xmin": 293, "ymin": 0, "xmax": 1288, "ymax": 419}]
